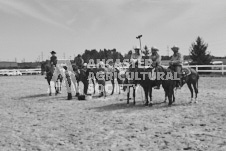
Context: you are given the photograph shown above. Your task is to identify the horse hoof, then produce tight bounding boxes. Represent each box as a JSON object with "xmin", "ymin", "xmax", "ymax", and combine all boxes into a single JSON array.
[
  {"xmin": 168, "ymin": 102, "xmax": 172, "ymax": 106},
  {"xmin": 75, "ymin": 93, "xmax": 80, "ymax": 97},
  {"xmin": 144, "ymin": 103, "xmax": 148, "ymax": 107},
  {"xmin": 149, "ymin": 103, "xmax": 153, "ymax": 107},
  {"xmin": 49, "ymin": 93, "xmax": 51, "ymax": 96}
]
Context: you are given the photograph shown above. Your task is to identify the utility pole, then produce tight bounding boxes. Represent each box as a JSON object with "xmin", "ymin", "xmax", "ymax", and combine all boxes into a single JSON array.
[
  {"xmin": 167, "ymin": 45, "xmax": 169, "ymax": 57},
  {"xmin": 136, "ymin": 35, "xmax": 142, "ymax": 50},
  {"xmin": 41, "ymin": 52, "xmax": 43, "ymax": 62}
]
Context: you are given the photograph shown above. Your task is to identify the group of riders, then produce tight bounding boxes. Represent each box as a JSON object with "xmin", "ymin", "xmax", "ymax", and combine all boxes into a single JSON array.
[{"xmin": 47, "ymin": 44, "xmax": 184, "ymax": 100}]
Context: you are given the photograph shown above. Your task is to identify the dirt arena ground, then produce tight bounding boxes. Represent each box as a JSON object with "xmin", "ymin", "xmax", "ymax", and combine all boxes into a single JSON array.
[{"xmin": 0, "ymin": 75, "xmax": 226, "ymax": 151}]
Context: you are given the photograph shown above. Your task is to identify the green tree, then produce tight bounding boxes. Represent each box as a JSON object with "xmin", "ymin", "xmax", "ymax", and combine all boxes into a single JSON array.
[{"xmin": 190, "ymin": 36, "xmax": 212, "ymax": 65}]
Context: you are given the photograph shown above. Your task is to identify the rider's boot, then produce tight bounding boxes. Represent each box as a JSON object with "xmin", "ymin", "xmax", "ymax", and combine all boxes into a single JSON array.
[
  {"xmin": 99, "ymin": 92, "xmax": 104, "ymax": 97},
  {"xmin": 67, "ymin": 93, "xmax": 72, "ymax": 100},
  {"xmin": 75, "ymin": 93, "xmax": 80, "ymax": 97}
]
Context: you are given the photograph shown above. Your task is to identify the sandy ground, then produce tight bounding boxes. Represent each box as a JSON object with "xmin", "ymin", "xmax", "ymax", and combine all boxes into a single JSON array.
[{"xmin": 0, "ymin": 75, "xmax": 226, "ymax": 151}]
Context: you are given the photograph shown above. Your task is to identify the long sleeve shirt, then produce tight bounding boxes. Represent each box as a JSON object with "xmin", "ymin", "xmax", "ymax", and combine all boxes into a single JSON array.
[
  {"xmin": 50, "ymin": 56, "xmax": 57, "ymax": 66},
  {"xmin": 170, "ymin": 52, "xmax": 183, "ymax": 66},
  {"xmin": 149, "ymin": 53, "xmax": 161, "ymax": 66}
]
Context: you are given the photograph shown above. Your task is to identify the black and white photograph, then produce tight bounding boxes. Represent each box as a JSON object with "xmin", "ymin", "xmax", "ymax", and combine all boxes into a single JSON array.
[{"xmin": 0, "ymin": 0, "xmax": 226, "ymax": 150}]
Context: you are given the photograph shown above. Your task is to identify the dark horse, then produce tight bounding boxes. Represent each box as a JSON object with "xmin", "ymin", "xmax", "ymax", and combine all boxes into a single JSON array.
[
  {"xmin": 123, "ymin": 67, "xmax": 158, "ymax": 106},
  {"xmin": 181, "ymin": 67, "xmax": 199, "ymax": 103},
  {"xmin": 41, "ymin": 61, "xmax": 63, "ymax": 96},
  {"xmin": 157, "ymin": 65, "xmax": 199, "ymax": 105}
]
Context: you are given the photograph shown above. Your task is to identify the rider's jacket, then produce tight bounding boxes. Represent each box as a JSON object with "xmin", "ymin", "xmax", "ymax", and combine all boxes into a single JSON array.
[
  {"xmin": 149, "ymin": 52, "xmax": 161, "ymax": 67},
  {"xmin": 130, "ymin": 52, "xmax": 143, "ymax": 65},
  {"xmin": 50, "ymin": 56, "xmax": 57, "ymax": 66},
  {"xmin": 170, "ymin": 52, "xmax": 183, "ymax": 66}
]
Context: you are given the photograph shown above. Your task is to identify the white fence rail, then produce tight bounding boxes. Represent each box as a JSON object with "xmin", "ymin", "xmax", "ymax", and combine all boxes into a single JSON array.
[
  {"xmin": 183, "ymin": 65, "xmax": 226, "ymax": 75},
  {"xmin": 0, "ymin": 68, "xmax": 41, "ymax": 76}
]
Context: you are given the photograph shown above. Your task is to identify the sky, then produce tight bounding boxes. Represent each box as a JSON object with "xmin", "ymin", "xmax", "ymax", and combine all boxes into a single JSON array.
[{"xmin": 0, "ymin": 0, "xmax": 226, "ymax": 62}]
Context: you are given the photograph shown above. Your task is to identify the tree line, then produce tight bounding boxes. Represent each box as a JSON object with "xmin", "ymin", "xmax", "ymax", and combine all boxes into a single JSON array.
[{"xmin": 80, "ymin": 36, "xmax": 220, "ymax": 65}]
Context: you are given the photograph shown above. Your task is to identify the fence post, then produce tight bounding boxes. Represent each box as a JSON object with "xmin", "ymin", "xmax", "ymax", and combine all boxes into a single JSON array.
[
  {"xmin": 196, "ymin": 65, "xmax": 198, "ymax": 72},
  {"xmin": 222, "ymin": 64, "xmax": 224, "ymax": 75}
]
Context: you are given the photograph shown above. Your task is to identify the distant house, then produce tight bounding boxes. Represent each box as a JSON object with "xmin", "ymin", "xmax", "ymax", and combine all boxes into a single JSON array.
[
  {"xmin": 0, "ymin": 62, "xmax": 18, "ymax": 68},
  {"xmin": 212, "ymin": 58, "xmax": 226, "ymax": 65}
]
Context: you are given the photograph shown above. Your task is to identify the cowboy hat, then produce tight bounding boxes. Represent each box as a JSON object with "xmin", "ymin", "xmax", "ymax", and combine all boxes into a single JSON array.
[
  {"xmin": 171, "ymin": 45, "xmax": 179, "ymax": 51},
  {"xmin": 50, "ymin": 51, "xmax": 56, "ymax": 54},
  {"xmin": 133, "ymin": 46, "xmax": 140, "ymax": 50},
  {"xmin": 151, "ymin": 46, "xmax": 159, "ymax": 51}
]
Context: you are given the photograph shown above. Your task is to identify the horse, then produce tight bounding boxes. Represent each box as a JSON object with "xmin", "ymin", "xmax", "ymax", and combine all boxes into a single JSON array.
[
  {"xmin": 181, "ymin": 67, "xmax": 199, "ymax": 103},
  {"xmin": 157, "ymin": 65, "xmax": 199, "ymax": 105},
  {"xmin": 157, "ymin": 66, "xmax": 177, "ymax": 106},
  {"xmin": 41, "ymin": 61, "xmax": 63, "ymax": 96},
  {"xmin": 123, "ymin": 66, "xmax": 158, "ymax": 106}
]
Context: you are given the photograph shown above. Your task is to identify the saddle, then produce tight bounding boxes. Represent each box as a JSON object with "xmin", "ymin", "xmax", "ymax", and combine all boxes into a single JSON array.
[{"xmin": 182, "ymin": 67, "xmax": 191, "ymax": 76}]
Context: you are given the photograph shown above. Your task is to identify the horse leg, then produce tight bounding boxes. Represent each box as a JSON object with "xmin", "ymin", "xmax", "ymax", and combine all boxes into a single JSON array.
[
  {"xmin": 168, "ymin": 88, "xmax": 174, "ymax": 106},
  {"xmin": 193, "ymin": 82, "xmax": 198, "ymax": 103},
  {"xmin": 164, "ymin": 89, "xmax": 169, "ymax": 103},
  {"xmin": 75, "ymin": 82, "xmax": 80, "ymax": 96},
  {"xmin": 111, "ymin": 80, "xmax": 114, "ymax": 95},
  {"xmin": 149, "ymin": 87, "xmax": 153, "ymax": 106},
  {"xmin": 104, "ymin": 83, "xmax": 106, "ymax": 98},
  {"xmin": 92, "ymin": 78, "xmax": 95, "ymax": 94},
  {"xmin": 164, "ymin": 89, "xmax": 167, "ymax": 103},
  {"xmin": 48, "ymin": 79, "xmax": 52, "ymax": 96},
  {"xmin": 144, "ymin": 86, "xmax": 149, "ymax": 106},
  {"xmin": 173, "ymin": 90, "xmax": 175, "ymax": 102},
  {"xmin": 127, "ymin": 86, "xmax": 130, "ymax": 105},
  {"xmin": 54, "ymin": 81, "xmax": 59, "ymax": 95},
  {"xmin": 187, "ymin": 83, "xmax": 193, "ymax": 103},
  {"xmin": 83, "ymin": 81, "xmax": 89, "ymax": 95},
  {"xmin": 133, "ymin": 86, "xmax": 136, "ymax": 105}
]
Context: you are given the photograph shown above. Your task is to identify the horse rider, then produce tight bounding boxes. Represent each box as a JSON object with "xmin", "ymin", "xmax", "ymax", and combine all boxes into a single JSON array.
[
  {"xmin": 130, "ymin": 46, "xmax": 144, "ymax": 68},
  {"xmin": 63, "ymin": 66, "xmax": 72, "ymax": 100},
  {"xmin": 74, "ymin": 54, "xmax": 84, "ymax": 70},
  {"xmin": 45, "ymin": 51, "xmax": 57, "ymax": 79},
  {"xmin": 149, "ymin": 46, "xmax": 162, "ymax": 89},
  {"xmin": 169, "ymin": 45, "xmax": 183, "ymax": 89}
]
